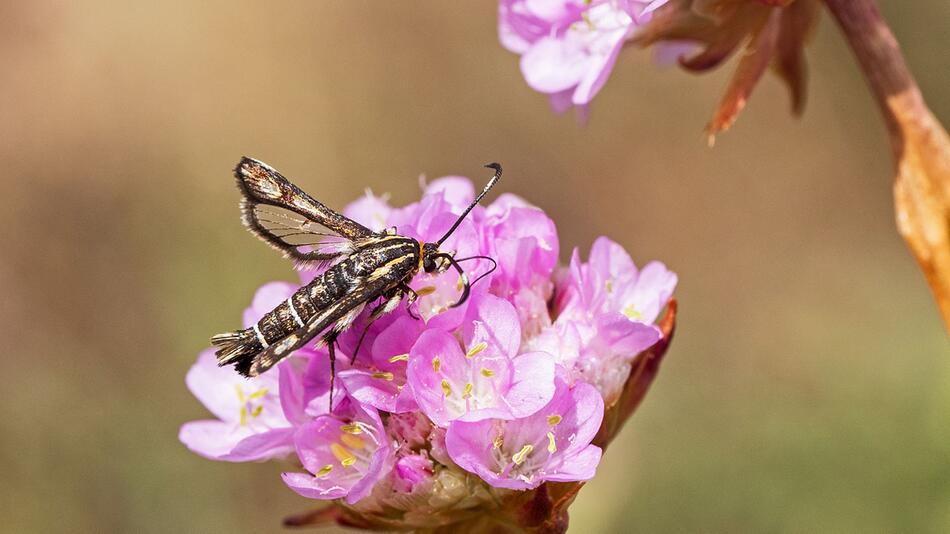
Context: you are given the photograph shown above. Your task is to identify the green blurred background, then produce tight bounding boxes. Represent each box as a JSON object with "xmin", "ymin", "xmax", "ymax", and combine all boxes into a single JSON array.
[{"xmin": 2, "ymin": 1, "xmax": 949, "ymax": 532}]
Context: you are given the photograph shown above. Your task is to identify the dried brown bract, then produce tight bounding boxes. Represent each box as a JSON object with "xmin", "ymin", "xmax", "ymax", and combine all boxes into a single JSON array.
[{"xmin": 635, "ymin": 0, "xmax": 820, "ymax": 143}]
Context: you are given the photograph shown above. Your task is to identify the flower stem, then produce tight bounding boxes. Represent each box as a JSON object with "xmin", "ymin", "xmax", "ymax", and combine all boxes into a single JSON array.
[{"xmin": 825, "ymin": 0, "xmax": 950, "ymax": 333}]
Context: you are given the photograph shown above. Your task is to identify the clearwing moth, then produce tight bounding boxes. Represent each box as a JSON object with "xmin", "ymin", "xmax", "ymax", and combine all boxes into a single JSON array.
[{"xmin": 211, "ymin": 157, "xmax": 501, "ymax": 400}]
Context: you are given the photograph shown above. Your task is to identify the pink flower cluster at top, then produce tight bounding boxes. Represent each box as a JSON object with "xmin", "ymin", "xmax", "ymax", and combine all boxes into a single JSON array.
[
  {"xmin": 499, "ymin": 0, "xmax": 669, "ymax": 112},
  {"xmin": 180, "ymin": 175, "xmax": 676, "ymax": 505}
]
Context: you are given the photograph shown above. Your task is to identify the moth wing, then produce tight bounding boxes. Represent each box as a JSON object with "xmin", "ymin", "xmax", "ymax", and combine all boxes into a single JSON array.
[
  {"xmin": 242, "ymin": 275, "xmax": 394, "ymax": 377},
  {"xmin": 235, "ymin": 157, "xmax": 375, "ymax": 268}
]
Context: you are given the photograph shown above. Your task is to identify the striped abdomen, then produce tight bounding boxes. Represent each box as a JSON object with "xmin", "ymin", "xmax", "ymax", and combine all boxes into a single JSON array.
[{"xmin": 212, "ymin": 235, "xmax": 421, "ymax": 374}]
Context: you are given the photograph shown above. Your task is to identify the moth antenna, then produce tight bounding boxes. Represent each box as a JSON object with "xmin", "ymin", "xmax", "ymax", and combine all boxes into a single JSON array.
[
  {"xmin": 455, "ymin": 254, "xmax": 498, "ymax": 288},
  {"xmin": 436, "ymin": 163, "xmax": 502, "ymax": 246}
]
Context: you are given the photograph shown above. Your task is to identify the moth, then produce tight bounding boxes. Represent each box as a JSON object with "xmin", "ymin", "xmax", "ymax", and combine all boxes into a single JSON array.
[{"xmin": 211, "ymin": 157, "xmax": 501, "ymax": 381}]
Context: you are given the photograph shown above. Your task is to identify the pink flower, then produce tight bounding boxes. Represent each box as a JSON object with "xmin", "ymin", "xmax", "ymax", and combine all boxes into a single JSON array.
[
  {"xmin": 178, "ymin": 349, "xmax": 296, "ymax": 462},
  {"xmin": 445, "ymin": 376, "xmax": 604, "ymax": 490},
  {"xmin": 542, "ymin": 237, "xmax": 677, "ymax": 402},
  {"xmin": 182, "ymin": 170, "xmax": 677, "ymax": 530},
  {"xmin": 407, "ymin": 294, "xmax": 556, "ymax": 427},
  {"xmin": 482, "ymin": 194, "xmax": 559, "ymax": 337},
  {"xmin": 499, "ymin": 0, "xmax": 669, "ymax": 111},
  {"xmin": 281, "ymin": 399, "xmax": 391, "ymax": 504},
  {"xmin": 337, "ymin": 315, "xmax": 422, "ymax": 413}
]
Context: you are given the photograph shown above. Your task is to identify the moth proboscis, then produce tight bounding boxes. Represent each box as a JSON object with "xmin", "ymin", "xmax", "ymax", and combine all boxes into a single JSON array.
[{"xmin": 210, "ymin": 157, "xmax": 501, "ymax": 405}]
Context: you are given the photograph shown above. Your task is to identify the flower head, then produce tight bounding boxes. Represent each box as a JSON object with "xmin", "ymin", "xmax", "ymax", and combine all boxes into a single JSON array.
[{"xmin": 182, "ymin": 170, "xmax": 677, "ymax": 531}]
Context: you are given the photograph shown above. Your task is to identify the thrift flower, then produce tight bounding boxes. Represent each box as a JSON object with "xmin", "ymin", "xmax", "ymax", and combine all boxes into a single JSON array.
[
  {"xmin": 179, "ymin": 348, "xmax": 296, "ymax": 461},
  {"xmin": 337, "ymin": 315, "xmax": 422, "ymax": 413},
  {"xmin": 407, "ymin": 295, "xmax": 556, "ymax": 427},
  {"xmin": 182, "ymin": 170, "xmax": 678, "ymax": 532},
  {"xmin": 445, "ymin": 376, "xmax": 604, "ymax": 490},
  {"xmin": 499, "ymin": 0, "xmax": 669, "ymax": 111},
  {"xmin": 545, "ymin": 236, "xmax": 677, "ymax": 402},
  {"xmin": 281, "ymin": 399, "xmax": 391, "ymax": 504}
]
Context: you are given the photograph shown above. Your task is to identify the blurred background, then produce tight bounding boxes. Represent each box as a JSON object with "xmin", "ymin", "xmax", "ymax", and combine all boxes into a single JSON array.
[{"xmin": 2, "ymin": 1, "xmax": 949, "ymax": 532}]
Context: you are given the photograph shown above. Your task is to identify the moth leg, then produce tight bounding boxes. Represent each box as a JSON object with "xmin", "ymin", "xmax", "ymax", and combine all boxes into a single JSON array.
[
  {"xmin": 399, "ymin": 283, "xmax": 421, "ymax": 320},
  {"xmin": 351, "ymin": 289, "xmax": 405, "ymax": 364},
  {"xmin": 325, "ymin": 332, "xmax": 339, "ymax": 412}
]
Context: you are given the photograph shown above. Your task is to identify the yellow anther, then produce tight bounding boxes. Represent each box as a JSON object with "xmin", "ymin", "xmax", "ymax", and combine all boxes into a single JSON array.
[
  {"xmin": 605, "ymin": 279, "xmax": 614, "ymax": 294},
  {"xmin": 466, "ymin": 341, "xmax": 488, "ymax": 359},
  {"xmin": 341, "ymin": 433, "xmax": 366, "ymax": 450},
  {"xmin": 331, "ymin": 443, "xmax": 356, "ymax": 467},
  {"xmin": 512, "ymin": 444, "xmax": 534, "ymax": 465},
  {"xmin": 547, "ymin": 414, "xmax": 562, "ymax": 426},
  {"xmin": 581, "ymin": 11, "xmax": 594, "ymax": 30},
  {"xmin": 456, "ymin": 276, "xmax": 466, "ymax": 291},
  {"xmin": 416, "ymin": 286, "xmax": 437, "ymax": 296},
  {"xmin": 235, "ymin": 384, "xmax": 245, "ymax": 403},
  {"xmin": 547, "ymin": 432, "xmax": 557, "ymax": 454},
  {"xmin": 251, "ymin": 405, "xmax": 263, "ymax": 418},
  {"xmin": 441, "ymin": 379, "xmax": 452, "ymax": 397},
  {"xmin": 372, "ymin": 371, "xmax": 394, "ymax": 381},
  {"xmin": 493, "ymin": 435, "xmax": 504, "ymax": 449},
  {"xmin": 481, "ymin": 367, "xmax": 495, "ymax": 378},
  {"xmin": 247, "ymin": 387, "xmax": 269, "ymax": 400},
  {"xmin": 340, "ymin": 423, "xmax": 363, "ymax": 434},
  {"xmin": 432, "ymin": 357, "xmax": 441, "ymax": 372},
  {"xmin": 462, "ymin": 382, "xmax": 473, "ymax": 399},
  {"xmin": 388, "ymin": 353, "xmax": 409, "ymax": 363},
  {"xmin": 315, "ymin": 464, "xmax": 333, "ymax": 478},
  {"xmin": 622, "ymin": 305, "xmax": 642, "ymax": 320},
  {"xmin": 239, "ymin": 406, "xmax": 248, "ymax": 426}
]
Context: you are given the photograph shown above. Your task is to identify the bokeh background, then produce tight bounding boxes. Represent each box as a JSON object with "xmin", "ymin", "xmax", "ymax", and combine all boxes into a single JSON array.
[{"xmin": 2, "ymin": 1, "xmax": 949, "ymax": 532}]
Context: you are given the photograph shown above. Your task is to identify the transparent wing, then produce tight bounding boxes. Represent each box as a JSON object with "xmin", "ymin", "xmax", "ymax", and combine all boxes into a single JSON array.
[
  {"xmin": 235, "ymin": 157, "xmax": 376, "ymax": 267},
  {"xmin": 242, "ymin": 201, "xmax": 356, "ymax": 267}
]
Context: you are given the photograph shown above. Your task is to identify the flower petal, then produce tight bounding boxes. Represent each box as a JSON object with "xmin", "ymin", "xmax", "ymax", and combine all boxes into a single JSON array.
[
  {"xmin": 506, "ymin": 352, "xmax": 557, "ymax": 418},
  {"xmin": 223, "ymin": 427, "xmax": 296, "ymax": 462},
  {"xmin": 521, "ymin": 36, "xmax": 590, "ymax": 93}
]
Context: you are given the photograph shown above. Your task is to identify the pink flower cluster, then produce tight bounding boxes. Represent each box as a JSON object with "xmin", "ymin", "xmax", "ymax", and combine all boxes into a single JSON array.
[
  {"xmin": 499, "ymin": 0, "xmax": 669, "ymax": 112},
  {"xmin": 180, "ymin": 175, "xmax": 676, "ymax": 507}
]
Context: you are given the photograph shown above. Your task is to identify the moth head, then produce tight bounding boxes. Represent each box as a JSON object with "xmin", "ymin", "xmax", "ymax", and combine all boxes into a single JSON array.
[{"xmin": 421, "ymin": 243, "xmax": 450, "ymax": 273}]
